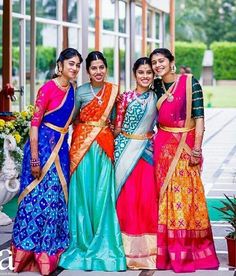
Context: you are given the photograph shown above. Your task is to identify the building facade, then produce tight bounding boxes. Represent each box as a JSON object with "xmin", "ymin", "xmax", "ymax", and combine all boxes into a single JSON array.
[{"xmin": 0, "ymin": 0, "xmax": 170, "ymax": 111}]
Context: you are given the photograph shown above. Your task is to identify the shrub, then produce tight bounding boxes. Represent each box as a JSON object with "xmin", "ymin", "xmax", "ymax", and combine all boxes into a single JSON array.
[
  {"xmin": 175, "ymin": 41, "xmax": 206, "ymax": 80},
  {"xmin": 210, "ymin": 42, "xmax": 236, "ymax": 80}
]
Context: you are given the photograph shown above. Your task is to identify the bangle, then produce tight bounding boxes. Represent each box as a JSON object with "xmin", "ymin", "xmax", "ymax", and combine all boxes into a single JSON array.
[
  {"xmin": 30, "ymin": 158, "xmax": 40, "ymax": 167},
  {"xmin": 192, "ymin": 149, "xmax": 202, "ymax": 157}
]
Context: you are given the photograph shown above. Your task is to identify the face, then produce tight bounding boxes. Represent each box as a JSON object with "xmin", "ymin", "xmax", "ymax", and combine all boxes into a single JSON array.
[
  {"xmin": 151, "ymin": 53, "xmax": 173, "ymax": 78},
  {"xmin": 88, "ymin": 59, "xmax": 107, "ymax": 85},
  {"xmin": 60, "ymin": 56, "xmax": 81, "ymax": 80},
  {"xmin": 135, "ymin": 64, "xmax": 154, "ymax": 90}
]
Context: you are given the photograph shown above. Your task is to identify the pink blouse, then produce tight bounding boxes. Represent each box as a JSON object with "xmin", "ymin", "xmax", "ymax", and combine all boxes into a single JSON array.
[
  {"xmin": 115, "ymin": 90, "xmax": 137, "ymax": 128},
  {"xmin": 31, "ymin": 80, "xmax": 68, "ymax": 127}
]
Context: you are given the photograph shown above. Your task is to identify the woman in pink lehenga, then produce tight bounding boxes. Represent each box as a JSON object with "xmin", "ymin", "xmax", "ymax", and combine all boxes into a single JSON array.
[{"xmin": 150, "ymin": 48, "xmax": 219, "ymax": 273}]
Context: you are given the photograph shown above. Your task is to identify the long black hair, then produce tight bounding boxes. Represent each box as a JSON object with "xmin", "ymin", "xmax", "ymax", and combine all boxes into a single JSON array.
[
  {"xmin": 85, "ymin": 51, "xmax": 107, "ymax": 72},
  {"xmin": 53, "ymin": 48, "xmax": 83, "ymax": 78}
]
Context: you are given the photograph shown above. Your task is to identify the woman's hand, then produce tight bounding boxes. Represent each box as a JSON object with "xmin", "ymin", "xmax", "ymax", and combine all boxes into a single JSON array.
[
  {"xmin": 189, "ymin": 148, "xmax": 202, "ymax": 166},
  {"xmin": 189, "ymin": 155, "xmax": 201, "ymax": 166},
  {"xmin": 31, "ymin": 164, "xmax": 42, "ymax": 179}
]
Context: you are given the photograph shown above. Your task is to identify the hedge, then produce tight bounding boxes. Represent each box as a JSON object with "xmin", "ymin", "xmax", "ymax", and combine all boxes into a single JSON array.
[
  {"xmin": 175, "ymin": 41, "xmax": 206, "ymax": 80},
  {"xmin": 210, "ymin": 42, "xmax": 236, "ymax": 80}
]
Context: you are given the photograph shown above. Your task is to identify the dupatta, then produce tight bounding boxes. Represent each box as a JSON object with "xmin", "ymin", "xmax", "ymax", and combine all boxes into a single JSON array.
[
  {"xmin": 115, "ymin": 91, "xmax": 157, "ymax": 196},
  {"xmin": 70, "ymin": 82, "xmax": 118, "ymax": 175}
]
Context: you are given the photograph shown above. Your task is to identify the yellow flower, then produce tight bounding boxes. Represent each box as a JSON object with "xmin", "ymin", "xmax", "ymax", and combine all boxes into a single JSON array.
[
  {"xmin": 13, "ymin": 132, "xmax": 22, "ymax": 144},
  {"xmin": 6, "ymin": 121, "xmax": 15, "ymax": 129},
  {"xmin": 0, "ymin": 119, "xmax": 5, "ymax": 127},
  {"xmin": 21, "ymin": 111, "xmax": 28, "ymax": 118}
]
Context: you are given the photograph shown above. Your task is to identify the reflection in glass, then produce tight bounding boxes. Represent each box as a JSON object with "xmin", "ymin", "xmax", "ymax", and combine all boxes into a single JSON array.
[
  {"xmin": 67, "ymin": 0, "xmax": 77, "ymax": 23},
  {"xmin": 147, "ymin": 10, "xmax": 152, "ymax": 38},
  {"xmin": 11, "ymin": 18, "xmax": 20, "ymax": 111},
  {"xmin": 147, "ymin": 41, "xmax": 152, "ymax": 56},
  {"xmin": 135, "ymin": 5, "xmax": 142, "ymax": 35},
  {"xmin": 13, "ymin": 0, "xmax": 21, "ymax": 13},
  {"xmin": 119, "ymin": 37, "xmax": 126, "ymax": 91},
  {"xmin": 102, "ymin": 0, "xmax": 114, "ymax": 31},
  {"xmin": 36, "ymin": 0, "xmax": 57, "ymax": 19},
  {"xmin": 89, "ymin": 0, "xmax": 95, "ymax": 28},
  {"xmin": 155, "ymin": 13, "xmax": 160, "ymax": 39},
  {"xmin": 36, "ymin": 23, "xmax": 57, "ymax": 86},
  {"xmin": 89, "ymin": 32, "xmax": 95, "ymax": 52},
  {"xmin": 119, "ymin": 1, "xmax": 126, "ymax": 33},
  {"xmin": 102, "ymin": 34, "xmax": 114, "ymax": 82},
  {"xmin": 68, "ymin": 28, "xmax": 78, "ymax": 49}
]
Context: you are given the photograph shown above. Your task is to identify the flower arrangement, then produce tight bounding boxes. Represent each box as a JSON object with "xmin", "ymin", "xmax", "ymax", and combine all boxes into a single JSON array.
[{"xmin": 0, "ymin": 105, "xmax": 34, "ymax": 171}]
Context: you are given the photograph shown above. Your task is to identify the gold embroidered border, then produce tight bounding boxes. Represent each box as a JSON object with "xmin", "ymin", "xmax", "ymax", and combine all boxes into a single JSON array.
[
  {"xmin": 159, "ymin": 75, "xmax": 193, "ymax": 200},
  {"xmin": 55, "ymin": 155, "xmax": 68, "ymax": 203},
  {"xmin": 18, "ymin": 103, "xmax": 74, "ymax": 204},
  {"xmin": 70, "ymin": 83, "xmax": 118, "ymax": 173}
]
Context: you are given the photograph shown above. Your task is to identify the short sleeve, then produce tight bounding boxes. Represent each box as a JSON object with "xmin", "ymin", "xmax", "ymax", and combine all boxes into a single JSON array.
[
  {"xmin": 72, "ymin": 87, "xmax": 82, "ymax": 120},
  {"xmin": 31, "ymin": 88, "xmax": 48, "ymax": 127},
  {"xmin": 192, "ymin": 77, "xmax": 204, "ymax": 119}
]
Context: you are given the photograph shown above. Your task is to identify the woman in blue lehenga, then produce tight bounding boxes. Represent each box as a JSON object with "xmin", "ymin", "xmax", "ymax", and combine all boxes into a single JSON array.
[{"xmin": 11, "ymin": 48, "xmax": 83, "ymax": 275}]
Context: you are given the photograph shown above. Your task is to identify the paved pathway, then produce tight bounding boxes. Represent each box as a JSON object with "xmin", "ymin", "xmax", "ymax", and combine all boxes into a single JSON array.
[{"xmin": 0, "ymin": 108, "xmax": 236, "ymax": 276}]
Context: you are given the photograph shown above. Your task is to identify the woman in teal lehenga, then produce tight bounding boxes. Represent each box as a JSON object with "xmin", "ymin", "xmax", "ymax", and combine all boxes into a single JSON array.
[{"xmin": 59, "ymin": 51, "xmax": 126, "ymax": 271}]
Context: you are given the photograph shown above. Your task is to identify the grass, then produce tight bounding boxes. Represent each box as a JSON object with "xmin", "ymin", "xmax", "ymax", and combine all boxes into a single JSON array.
[{"xmin": 203, "ymin": 85, "xmax": 236, "ymax": 108}]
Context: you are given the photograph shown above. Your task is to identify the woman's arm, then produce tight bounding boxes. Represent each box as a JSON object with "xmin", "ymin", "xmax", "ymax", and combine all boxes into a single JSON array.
[{"xmin": 30, "ymin": 126, "xmax": 41, "ymax": 179}]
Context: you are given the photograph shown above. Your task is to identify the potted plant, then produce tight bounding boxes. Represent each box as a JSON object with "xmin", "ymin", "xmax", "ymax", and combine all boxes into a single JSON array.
[{"xmin": 214, "ymin": 194, "xmax": 236, "ymax": 267}]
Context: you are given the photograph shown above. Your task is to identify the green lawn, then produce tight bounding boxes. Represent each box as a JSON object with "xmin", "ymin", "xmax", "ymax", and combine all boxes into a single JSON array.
[{"xmin": 203, "ymin": 85, "xmax": 236, "ymax": 108}]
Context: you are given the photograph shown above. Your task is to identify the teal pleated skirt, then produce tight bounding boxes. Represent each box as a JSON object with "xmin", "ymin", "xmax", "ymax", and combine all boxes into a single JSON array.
[{"xmin": 59, "ymin": 141, "xmax": 126, "ymax": 271}]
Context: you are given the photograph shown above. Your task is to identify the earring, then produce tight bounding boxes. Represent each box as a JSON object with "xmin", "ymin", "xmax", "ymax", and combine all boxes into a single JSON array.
[{"xmin": 171, "ymin": 64, "xmax": 176, "ymax": 74}]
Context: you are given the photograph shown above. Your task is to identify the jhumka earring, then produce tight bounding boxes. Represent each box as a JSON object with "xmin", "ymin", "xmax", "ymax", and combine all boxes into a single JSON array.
[{"xmin": 171, "ymin": 64, "xmax": 176, "ymax": 74}]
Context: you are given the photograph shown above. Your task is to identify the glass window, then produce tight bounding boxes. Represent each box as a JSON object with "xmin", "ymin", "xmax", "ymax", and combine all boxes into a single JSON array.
[
  {"xmin": 89, "ymin": 0, "xmax": 95, "ymax": 28},
  {"xmin": 147, "ymin": 10, "xmax": 152, "ymax": 38},
  {"xmin": 102, "ymin": 34, "xmax": 115, "ymax": 82},
  {"xmin": 36, "ymin": 23, "xmax": 57, "ymax": 86},
  {"xmin": 11, "ymin": 18, "xmax": 20, "ymax": 111},
  {"xmin": 119, "ymin": 37, "xmax": 126, "ymax": 92},
  {"xmin": 0, "ymin": 15, "xmax": 2, "ymax": 88},
  {"xmin": 25, "ymin": 20, "xmax": 31, "ymax": 106},
  {"xmin": 102, "ymin": 0, "xmax": 115, "ymax": 31},
  {"xmin": 155, "ymin": 13, "xmax": 160, "ymax": 39},
  {"xmin": 36, "ymin": 0, "xmax": 57, "ymax": 20},
  {"xmin": 13, "ymin": 0, "xmax": 21, "ymax": 13},
  {"xmin": 135, "ymin": 38, "xmax": 142, "ymax": 60},
  {"xmin": 66, "ymin": 0, "xmax": 78, "ymax": 23},
  {"xmin": 68, "ymin": 28, "xmax": 79, "ymax": 49},
  {"xmin": 119, "ymin": 1, "xmax": 126, "ymax": 33},
  {"xmin": 147, "ymin": 41, "xmax": 152, "ymax": 56},
  {"xmin": 0, "ymin": 0, "xmax": 2, "ymax": 10},
  {"xmin": 88, "ymin": 32, "xmax": 95, "ymax": 52},
  {"xmin": 26, "ymin": 0, "xmax": 30, "ymax": 15},
  {"xmin": 135, "ymin": 5, "xmax": 142, "ymax": 36}
]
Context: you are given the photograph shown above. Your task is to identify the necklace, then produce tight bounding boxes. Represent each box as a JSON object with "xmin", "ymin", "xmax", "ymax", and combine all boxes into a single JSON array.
[
  {"xmin": 90, "ymin": 84, "xmax": 105, "ymax": 105},
  {"xmin": 133, "ymin": 90, "xmax": 150, "ymax": 109},
  {"xmin": 161, "ymin": 76, "xmax": 180, "ymax": 102},
  {"xmin": 54, "ymin": 78, "xmax": 70, "ymax": 91}
]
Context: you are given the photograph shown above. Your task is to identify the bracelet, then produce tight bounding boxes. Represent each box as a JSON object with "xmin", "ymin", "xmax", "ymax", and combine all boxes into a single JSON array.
[
  {"xmin": 192, "ymin": 149, "xmax": 202, "ymax": 157},
  {"xmin": 30, "ymin": 158, "xmax": 40, "ymax": 167}
]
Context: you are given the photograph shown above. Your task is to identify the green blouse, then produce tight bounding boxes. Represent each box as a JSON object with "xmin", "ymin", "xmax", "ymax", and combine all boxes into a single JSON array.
[{"xmin": 153, "ymin": 76, "xmax": 204, "ymax": 119}]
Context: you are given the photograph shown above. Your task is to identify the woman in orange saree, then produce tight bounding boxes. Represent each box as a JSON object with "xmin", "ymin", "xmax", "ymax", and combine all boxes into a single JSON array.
[
  {"xmin": 59, "ymin": 51, "xmax": 126, "ymax": 271},
  {"xmin": 150, "ymin": 48, "xmax": 219, "ymax": 273}
]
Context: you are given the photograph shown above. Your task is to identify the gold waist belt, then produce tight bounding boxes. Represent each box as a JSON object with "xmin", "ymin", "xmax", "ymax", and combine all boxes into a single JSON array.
[
  {"xmin": 121, "ymin": 130, "xmax": 154, "ymax": 140},
  {"xmin": 44, "ymin": 122, "xmax": 68, "ymax": 134},
  {"xmin": 159, "ymin": 124, "xmax": 195, "ymax": 133},
  {"xmin": 80, "ymin": 120, "xmax": 107, "ymax": 128}
]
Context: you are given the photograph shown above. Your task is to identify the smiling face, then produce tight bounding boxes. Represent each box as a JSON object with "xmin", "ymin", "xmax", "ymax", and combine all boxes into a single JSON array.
[
  {"xmin": 134, "ymin": 63, "xmax": 154, "ymax": 92},
  {"xmin": 88, "ymin": 59, "xmax": 107, "ymax": 86},
  {"xmin": 59, "ymin": 56, "xmax": 81, "ymax": 81},
  {"xmin": 151, "ymin": 53, "xmax": 174, "ymax": 78}
]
